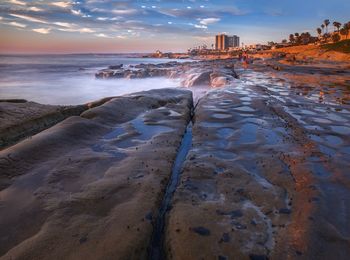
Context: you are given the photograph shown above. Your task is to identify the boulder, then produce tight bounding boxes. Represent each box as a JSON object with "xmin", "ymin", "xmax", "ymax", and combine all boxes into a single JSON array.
[
  {"xmin": 182, "ymin": 71, "xmax": 212, "ymax": 87},
  {"xmin": 112, "ymin": 69, "xmax": 125, "ymax": 78},
  {"xmin": 210, "ymin": 75, "xmax": 235, "ymax": 88},
  {"xmin": 95, "ymin": 69, "xmax": 115, "ymax": 79},
  {"xmin": 108, "ymin": 64, "xmax": 123, "ymax": 69}
]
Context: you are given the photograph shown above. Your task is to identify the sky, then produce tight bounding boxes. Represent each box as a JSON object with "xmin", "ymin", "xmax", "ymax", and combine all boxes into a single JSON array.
[{"xmin": 0, "ymin": 0, "xmax": 349, "ymax": 53}]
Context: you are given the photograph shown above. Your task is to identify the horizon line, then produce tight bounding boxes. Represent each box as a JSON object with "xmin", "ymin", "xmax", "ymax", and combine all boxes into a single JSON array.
[{"xmin": 0, "ymin": 52, "xmax": 156, "ymax": 55}]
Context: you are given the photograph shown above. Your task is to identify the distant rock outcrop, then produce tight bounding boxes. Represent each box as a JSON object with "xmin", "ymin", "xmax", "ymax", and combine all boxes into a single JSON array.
[{"xmin": 96, "ymin": 59, "xmax": 240, "ymax": 89}]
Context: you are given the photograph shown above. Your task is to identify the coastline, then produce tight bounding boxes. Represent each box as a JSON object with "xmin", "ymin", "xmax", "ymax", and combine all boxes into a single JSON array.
[
  {"xmin": 0, "ymin": 55, "xmax": 350, "ymax": 259},
  {"xmin": 150, "ymin": 43, "xmax": 350, "ymax": 63}
]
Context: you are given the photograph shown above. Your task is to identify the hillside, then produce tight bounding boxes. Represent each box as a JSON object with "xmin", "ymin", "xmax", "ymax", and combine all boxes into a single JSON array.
[
  {"xmin": 321, "ymin": 39, "xmax": 350, "ymax": 53},
  {"xmin": 269, "ymin": 42, "xmax": 350, "ymax": 62}
]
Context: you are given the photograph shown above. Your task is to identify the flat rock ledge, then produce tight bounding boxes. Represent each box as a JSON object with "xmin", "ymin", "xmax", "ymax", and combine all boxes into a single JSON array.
[
  {"xmin": 0, "ymin": 88, "xmax": 192, "ymax": 259},
  {"xmin": 1, "ymin": 82, "xmax": 349, "ymax": 259},
  {"xmin": 0, "ymin": 97, "xmax": 113, "ymax": 149}
]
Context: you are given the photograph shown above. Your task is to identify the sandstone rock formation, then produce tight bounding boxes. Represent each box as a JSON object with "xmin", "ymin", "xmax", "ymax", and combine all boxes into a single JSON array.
[
  {"xmin": 0, "ymin": 98, "xmax": 114, "ymax": 149},
  {"xmin": 0, "ymin": 89, "xmax": 192, "ymax": 259}
]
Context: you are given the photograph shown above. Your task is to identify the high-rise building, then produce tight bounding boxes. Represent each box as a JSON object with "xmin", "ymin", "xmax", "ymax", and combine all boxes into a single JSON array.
[
  {"xmin": 227, "ymin": 35, "xmax": 240, "ymax": 48},
  {"xmin": 215, "ymin": 34, "xmax": 240, "ymax": 50},
  {"xmin": 215, "ymin": 34, "xmax": 229, "ymax": 50},
  {"xmin": 231, "ymin": 35, "xmax": 240, "ymax": 47},
  {"xmin": 215, "ymin": 35, "xmax": 220, "ymax": 50}
]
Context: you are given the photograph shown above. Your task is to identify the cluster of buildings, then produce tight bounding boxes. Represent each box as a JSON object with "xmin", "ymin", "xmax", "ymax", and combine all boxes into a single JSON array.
[
  {"xmin": 181, "ymin": 32, "xmax": 290, "ymax": 56},
  {"xmin": 215, "ymin": 34, "xmax": 240, "ymax": 50},
  {"xmin": 214, "ymin": 34, "xmax": 273, "ymax": 52}
]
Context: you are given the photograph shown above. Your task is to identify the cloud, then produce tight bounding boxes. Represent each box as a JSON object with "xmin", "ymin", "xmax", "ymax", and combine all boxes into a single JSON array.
[
  {"xmin": 194, "ymin": 24, "xmax": 207, "ymax": 29},
  {"xmin": 32, "ymin": 28, "xmax": 51, "ymax": 34},
  {"xmin": 10, "ymin": 14, "xmax": 48, "ymax": 24},
  {"xmin": 112, "ymin": 9, "xmax": 138, "ymax": 15},
  {"xmin": 71, "ymin": 9, "xmax": 82, "ymax": 15},
  {"xmin": 80, "ymin": 27, "xmax": 95, "ymax": 33},
  {"xmin": 1, "ymin": 0, "xmax": 243, "ymax": 48},
  {"xmin": 199, "ymin": 18, "xmax": 221, "ymax": 25},
  {"xmin": 95, "ymin": 33, "xmax": 111, "ymax": 38},
  {"xmin": 9, "ymin": 21, "xmax": 26, "ymax": 27},
  {"xmin": 51, "ymin": 2, "xmax": 71, "ymax": 8},
  {"xmin": 71, "ymin": 9, "xmax": 90, "ymax": 17},
  {"xmin": 157, "ymin": 6, "xmax": 245, "ymax": 19},
  {"xmin": 58, "ymin": 27, "xmax": 95, "ymax": 33},
  {"xmin": 8, "ymin": 0, "xmax": 26, "ymax": 6},
  {"xmin": 28, "ymin": 7, "xmax": 44, "ymax": 12},
  {"xmin": 54, "ymin": 22, "xmax": 74, "ymax": 28}
]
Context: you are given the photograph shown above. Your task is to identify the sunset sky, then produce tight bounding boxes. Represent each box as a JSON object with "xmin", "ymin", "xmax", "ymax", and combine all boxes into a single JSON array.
[{"xmin": 0, "ymin": 0, "xmax": 349, "ymax": 53}]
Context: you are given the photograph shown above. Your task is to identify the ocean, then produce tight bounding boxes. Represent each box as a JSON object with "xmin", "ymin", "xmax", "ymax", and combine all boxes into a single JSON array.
[{"xmin": 0, "ymin": 54, "xmax": 186, "ymax": 105}]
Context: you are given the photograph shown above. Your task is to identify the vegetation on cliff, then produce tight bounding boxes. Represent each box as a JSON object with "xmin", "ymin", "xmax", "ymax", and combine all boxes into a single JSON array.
[{"xmin": 321, "ymin": 39, "xmax": 350, "ymax": 53}]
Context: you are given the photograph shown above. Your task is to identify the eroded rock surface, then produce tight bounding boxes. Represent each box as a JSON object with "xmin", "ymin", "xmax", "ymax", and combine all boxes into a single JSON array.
[
  {"xmin": 166, "ymin": 77, "xmax": 350, "ymax": 259},
  {"xmin": 0, "ymin": 88, "xmax": 192, "ymax": 259},
  {"xmin": 1, "ymin": 58, "xmax": 350, "ymax": 260},
  {"xmin": 0, "ymin": 98, "xmax": 114, "ymax": 149},
  {"xmin": 166, "ymin": 86, "xmax": 296, "ymax": 259}
]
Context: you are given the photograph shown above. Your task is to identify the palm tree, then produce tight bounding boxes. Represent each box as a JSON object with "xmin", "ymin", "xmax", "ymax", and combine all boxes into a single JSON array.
[
  {"xmin": 317, "ymin": 28, "xmax": 322, "ymax": 38},
  {"xmin": 324, "ymin": 19, "xmax": 330, "ymax": 33},
  {"xmin": 321, "ymin": 24, "xmax": 325, "ymax": 34},
  {"xmin": 305, "ymin": 32, "xmax": 311, "ymax": 43},
  {"xmin": 294, "ymin": 33, "xmax": 300, "ymax": 44},
  {"xmin": 340, "ymin": 28, "xmax": 347, "ymax": 40},
  {"xmin": 341, "ymin": 22, "xmax": 350, "ymax": 39},
  {"xmin": 344, "ymin": 22, "xmax": 350, "ymax": 31},
  {"xmin": 299, "ymin": 32, "xmax": 311, "ymax": 44},
  {"xmin": 289, "ymin": 34, "xmax": 295, "ymax": 44},
  {"xmin": 333, "ymin": 21, "xmax": 342, "ymax": 32}
]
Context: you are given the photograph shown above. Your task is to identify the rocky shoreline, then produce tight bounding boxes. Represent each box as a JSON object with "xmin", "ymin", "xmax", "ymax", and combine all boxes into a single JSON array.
[
  {"xmin": 1, "ymin": 57, "xmax": 350, "ymax": 259},
  {"xmin": 95, "ymin": 59, "xmax": 239, "ymax": 88},
  {"xmin": 0, "ymin": 97, "xmax": 114, "ymax": 149}
]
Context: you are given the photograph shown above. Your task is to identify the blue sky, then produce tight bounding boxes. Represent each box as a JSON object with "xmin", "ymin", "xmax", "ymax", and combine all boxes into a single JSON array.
[{"xmin": 0, "ymin": 0, "xmax": 349, "ymax": 53}]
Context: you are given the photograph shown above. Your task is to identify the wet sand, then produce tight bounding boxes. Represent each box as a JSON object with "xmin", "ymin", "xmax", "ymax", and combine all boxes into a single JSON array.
[{"xmin": 0, "ymin": 58, "xmax": 350, "ymax": 259}]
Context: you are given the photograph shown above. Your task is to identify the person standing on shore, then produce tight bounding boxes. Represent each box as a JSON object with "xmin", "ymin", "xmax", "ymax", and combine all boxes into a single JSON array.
[{"xmin": 242, "ymin": 51, "xmax": 249, "ymax": 68}]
